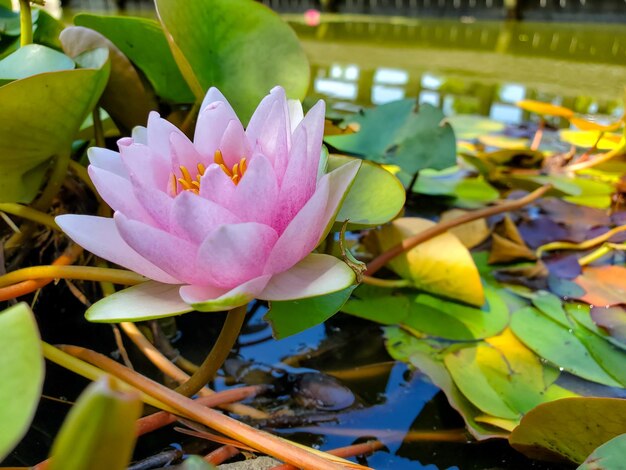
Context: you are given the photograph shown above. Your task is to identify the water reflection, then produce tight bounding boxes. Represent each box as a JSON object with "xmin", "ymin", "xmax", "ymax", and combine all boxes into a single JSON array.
[{"xmin": 292, "ymin": 16, "xmax": 626, "ymax": 124}]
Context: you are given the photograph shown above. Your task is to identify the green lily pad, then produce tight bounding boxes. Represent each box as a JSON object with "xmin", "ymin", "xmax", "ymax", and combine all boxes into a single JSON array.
[
  {"xmin": 48, "ymin": 376, "xmax": 142, "ymax": 470},
  {"xmin": 511, "ymin": 307, "xmax": 621, "ymax": 387},
  {"xmin": 509, "ymin": 398, "xmax": 626, "ymax": 464},
  {"xmin": 578, "ymin": 433, "xmax": 626, "ymax": 470},
  {"xmin": 445, "ymin": 114, "xmax": 505, "ymax": 140},
  {"xmin": 0, "ymin": 49, "xmax": 109, "ymax": 202},
  {"xmin": 0, "ymin": 44, "xmax": 74, "ymax": 85},
  {"xmin": 325, "ymin": 100, "xmax": 456, "ymax": 175},
  {"xmin": 155, "ymin": 0, "xmax": 309, "ymax": 121},
  {"xmin": 0, "ymin": 303, "xmax": 44, "ymax": 460},
  {"xmin": 74, "ymin": 14, "xmax": 193, "ymax": 103},
  {"xmin": 265, "ymin": 286, "xmax": 355, "ymax": 339},
  {"xmin": 179, "ymin": 456, "xmax": 217, "ymax": 469},
  {"xmin": 328, "ymin": 154, "xmax": 405, "ymax": 230}
]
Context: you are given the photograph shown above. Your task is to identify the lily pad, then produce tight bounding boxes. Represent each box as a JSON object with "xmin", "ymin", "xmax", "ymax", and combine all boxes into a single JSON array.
[
  {"xmin": 373, "ymin": 217, "xmax": 484, "ymax": 306},
  {"xmin": 0, "ymin": 49, "xmax": 109, "ymax": 202},
  {"xmin": 265, "ymin": 286, "xmax": 355, "ymax": 339},
  {"xmin": 329, "ymin": 154, "xmax": 405, "ymax": 230},
  {"xmin": 155, "ymin": 0, "xmax": 309, "ymax": 121},
  {"xmin": 325, "ymin": 100, "xmax": 456, "ymax": 175},
  {"xmin": 509, "ymin": 397, "xmax": 626, "ymax": 463},
  {"xmin": 0, "ymin": 303, "xmax": 44, "ymax": 460},
  {"xmin": 0, "ymin": 44, "xmax": 74, "ymax": 85},
  {"xmin": 74, "ymin": 14, "xmax": 193, "ymax": 103},
  {"xmin": 578, "ymin": 433, "xmax": 626, "ymax": 470}
]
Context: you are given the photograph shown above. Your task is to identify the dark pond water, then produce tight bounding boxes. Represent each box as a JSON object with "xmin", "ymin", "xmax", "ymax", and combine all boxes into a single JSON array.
[{"xmin": 4, "ymin": 3, "xmax": 623, "ymax": 469}]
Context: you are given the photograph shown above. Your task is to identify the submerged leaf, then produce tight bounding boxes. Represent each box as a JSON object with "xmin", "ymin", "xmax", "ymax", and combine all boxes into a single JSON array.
[{"xmin": 578, "ymin": 433, "xmax": 626, "ymax": 470}]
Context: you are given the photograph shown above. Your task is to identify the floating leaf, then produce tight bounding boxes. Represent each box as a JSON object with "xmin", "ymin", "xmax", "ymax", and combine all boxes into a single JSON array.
[
  {"xmin": 0, "ymin": 303, "xmax": 44, "ymax": 461},
  {"xmin": 60, "ymin": 26, "xmax": 157, "ymax": 132},
  {"xmin": 560, "ymin": 130, "xmax": 622, "ymax": 150},
  {"xmin": 444, "ymin": 114, "xmax": 505, "ymax": 140},
  {"xmin": 578, "ymin": 433, "xmax": 626, "ymax": 470},
  {"xmin": 590, "ymin": 306, "xmax": 626, "ymax": 346},
  {"xmin": 511, "ymin": 307, "xmax": 621, "ymax": 387},
  {"xmin": 509, "ymin": 398, "xmax": 626, "ymax": 463},
  {"xmin": 0, "ymin": 44, "xmax": 74, "ymax": 85},
  {"xmin": 384, "ymin": 327, "xmax": 510, "ymax": 440},
  {"xmin": 325, "ymin": 100, "xmax": 456, "ymax": 174},
  {"xmin": 516, "ymin": 100, "xmax": 574, "ymax": 119},
  {"xmin": 439, "ymin": 209, "xmax": 490, "ymax": 249},
  {"xmin": 374, "ymin": 217, "xmax": 484, "ymax": 306},
  {"xmin": 265, "ymin": 286, "xmax": 355, "ymax": 339},
  {"xmin": 0, "ymin": 49, "xmax": 109, "ymax": 202},
  {"xmin": 48, "ymin": 376, "xmax": 142, "ymax": 470},
  {"xmin": 573, "ymin": 266, "xmax": 626, "ymax": 307},
  {"xmin": 328, "ymin": 154, "xmax": 405, "ymax": 230},
  {"xmin": 74, "ymin": 14, "xmax": 193, "ymax": 103},
  {"xmin": 155, "ymin": 0, "xmax": 309, "ymax": 121}
]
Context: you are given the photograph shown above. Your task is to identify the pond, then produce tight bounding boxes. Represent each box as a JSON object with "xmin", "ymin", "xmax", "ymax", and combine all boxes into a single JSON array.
[{"xmin": 2, "ymin": 2, "xmax": 626, "ymax": 470}]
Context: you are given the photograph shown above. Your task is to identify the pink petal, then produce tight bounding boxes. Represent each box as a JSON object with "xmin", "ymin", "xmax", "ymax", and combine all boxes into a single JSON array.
[
  {"xmin": 194, "ymin": 102, "xmax": 238, "ymax": 160},
  {"xmin": 247, "ymin": 87, "xmax": 290, "ymax": 158},
  {"xmin": 119, "ymin": 143, "xmax": 171, "ymax": 191},
  {"xmin": 274, "ymin": 126, "xmax": 313, "ymax": 233},
  {"xmin": 87, "ymin": 147, "xmax": 127, "ymax": 178},
  {"xmin": 196, "ymin": 222, "xmax": 278, "ymax": 289},
  {"xmin": 180, "ymin": 275, "xmax": 271, "ymax": 312},
  {"xmin": 146, "ymin": 111, "xmax": 186, "ymax": 163},
  {"xmin": 55, "ymin": 215, "xmax": 180, "ymax": 284},
  {"xmin": 219, "ymin": 119, "xmax": 252, "ymax": 169},
  {"xmin": 265, "ymin": 159, "xmax": 361, "ymax": 274},
  {"xmin": 287, "ymin": 99, "xmax": 304, "ymax": 132},
  {"xmin": 199, "ymin": 164, "xmax": 236, "ymax": 206},
  {"xmin": 88, "ymin": 166, "xmax": 155, "ymax": 224},
  {"xmin": 259, "ymin": 254, "xmax": 355, "ymax": 301},
  {"xmin": 265, "ymin": 177, "xmax": 330, "ymax": 274},
  {"xmin": 230, "ymin": 154, "xmax": 278, "ymax": 225},
  {"xmin": 200, "ymin": 87, "xmax": 236, "ymax": 117},
  {"xmin": 131, "ymin": 125, "xmax": 148, "ymax": 145},
  {"xmin": 169, "ymin": 191, "xmax": 241, "ymax": 245},
  {"xmin": 252, "ymin": 100, "xmax": 289, "ymax": 183},
  {"xmin": 114, "ymin": 212, "xmax": 203, "ymax": 285},
  {"xmin": 130, "ymin": 177, "xmax": 173, "ymax": 230},
  {"xmin": 170, "ymin": 131, "xmax": 204, "ymax": 176},
  {"xmin": 297, "ymin": 99, "xmax": 325, "ymax": 178}
]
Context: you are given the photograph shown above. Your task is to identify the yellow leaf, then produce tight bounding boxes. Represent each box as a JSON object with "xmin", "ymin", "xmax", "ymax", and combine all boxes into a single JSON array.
[
  {"xmin": 439, "ymin": 209, "xmax": 490, "ymax": 249},
  {"xmin": 375, "ymin": 217, "xmax": 484, "ymax": 306},
  {"xmin": 569, "ymin": 116, "xmax": 623, "ymax": 132},
  {"xmin": 559, "ymin": 130, "xmax": 622, "ymax": 150},
  {"xmin": 516, "ymin": 100, "xmax": 574, "ymax": 118}
]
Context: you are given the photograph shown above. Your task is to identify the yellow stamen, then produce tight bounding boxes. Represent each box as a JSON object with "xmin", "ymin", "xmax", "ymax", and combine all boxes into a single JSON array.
[
  {"xmin": 214, "ymin": 150, "xmax": 225, "ymax": 166},
  {"xmin": 179, "ymin": 165, "xmax": 192, "ymax": 184},
  {"xmin": 240, "ymin": 158, "xmax": 247, "ymax": 174},
  {"xmin": 197, "ymin": 163, "xmax": 206, "ymax": 176},
  {"xmin": 170, "ymin": 174, "xmax": 177, "ymax": 194},
  {"xmin": 232, "ymin": 163, "xmax": 240, "ymax": 178},
  {"xmin": 232, "ymin": 174, "xmax": 240, "ymax": 185}
]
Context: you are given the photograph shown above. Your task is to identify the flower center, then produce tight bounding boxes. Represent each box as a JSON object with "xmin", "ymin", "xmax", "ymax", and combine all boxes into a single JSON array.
[{"xmin": 171, "ymin": 150, "xmax": 247, "ymax": 195}]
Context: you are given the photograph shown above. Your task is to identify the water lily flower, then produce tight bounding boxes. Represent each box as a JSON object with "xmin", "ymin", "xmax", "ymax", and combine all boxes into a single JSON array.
[{"xmin": 56, "ymin": 87, "xmax": 360, "ymax": 322}]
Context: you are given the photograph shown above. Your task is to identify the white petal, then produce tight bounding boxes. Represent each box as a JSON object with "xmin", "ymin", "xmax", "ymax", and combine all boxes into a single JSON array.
[
  {"xmin": 86, "ymin": 281, "xmax": 192, "ymax": 322},
  {"xmin": 287, "ymin": 99, "xmax": 304, "ymax": 132},
  {"xmin": 87, "ymin": 147, "xmax": 127, "ymax": 178},
  {"xmin": 259, "ymin": 254, "xmax": 355, "ymax": 301},
  {"xmin": 180, "ymin": 275, "xmax": 271, "ymax": 312},
  {"xmin": 200, "ymin": 87, "xmax": 237, "ymax": 117}
]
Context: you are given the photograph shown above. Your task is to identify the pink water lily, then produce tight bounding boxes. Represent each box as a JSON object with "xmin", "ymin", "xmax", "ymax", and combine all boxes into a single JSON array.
[{"xmin": 56, "ymin": 86, "xmax": 361, "ymax": 322}]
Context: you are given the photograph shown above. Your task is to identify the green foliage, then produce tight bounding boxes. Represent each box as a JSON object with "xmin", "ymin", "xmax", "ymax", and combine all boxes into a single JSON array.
[
  {"xmin": 265, "ymin": 286, "xmax": 356, "ymax": 339},
  {"xmin": 155, "ymin": 0, "xmax": 309, "ymax": 122},
  {"xmin": 0, "ymin": 303, "xmax": 44, "ymax": 461},
  {"xmin": 509, "ymin": 398, "xmax": 626, "ymax": 464},
  {"xmin": 0, "ymin": 48, "xmax": 109, "ymax": 202},
  {"xmin": 325, "ymin": 100, "xmax": 456, "ymax": 174},
  {"xmin": 578, "ymin": 434, "xmax": 626, "ymax": 470},
  {"xmin": 329, "ymin": 154, "xmax": 405, "ymax": 230},
  {"xmin": 0, "ymin": 44, "xmax": 74, "ymax": 85},
  {"xmin": 48, "ymin": 376, "xmax": 142, "ymax": 470},
  {"xmin": 178, "ymin": 456, "xmax": 218, "ymax": 469},
  {"xmin": 74, "ymin": 14, "xmax": 193, "ymax": 103}
]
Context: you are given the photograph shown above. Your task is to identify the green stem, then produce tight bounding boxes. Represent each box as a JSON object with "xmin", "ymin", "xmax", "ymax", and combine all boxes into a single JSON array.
[
  {"xmin": 92, "ymin": 107, "xmax": 105, "ymax": 148},
  {"xmin": 0, "ymin": 203, "xmax": 60, "ymax": 231},
  {"xmin": 19, "ymin": 0, "xmax": 32, "ymax": 47},
  {"xmin": 361, "ymin": 275, "xmax": 411, "ymax": 289},
  {"xmin": 175, "ymin": 304, "xmax": 248, "ymax": 397}
]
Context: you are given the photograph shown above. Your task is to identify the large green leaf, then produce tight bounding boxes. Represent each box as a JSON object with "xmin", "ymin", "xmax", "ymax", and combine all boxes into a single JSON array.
[
  {"xmin": 509, "ymin": 398, "xmax": 626, "ymax": 464},
  {"xmin": 60, "ymin": 26, "xmax": 158, "ymax": 132},
  {"xmin": 0, "ymin": 303, "xmax": 44, "ymax": 460},
  {"xmin": 328, "ymin": 154, "xmax": 404, "ymax": 230},
  {"xmin": 325, "ymin": 100, "xmax": 456, "ymax": 174},
  {"xmin": 74, "ymin": 14, "xmax": 193, "ymax": 103},
  {"xmin": 511, "ymin": 307, "xmax": 622, "ymax": 387},
  {"xmin": 0, "ymin": 44, "xmax": 74, "ymax": 85},
  {"xmin": 155, "ymin": 0, "xmax": 309, "ymax": 121},
  {"xmin": 578, "ymin": 433, "xmax": 626, "ymax": 470},
  {"xmin": 0, "ymin": 49, "xmax": 109, "ymax": 202},
  {"xmin": 48, "ymin": 376, "xmax": 142, "ymax": 470},
  {"xmin": 265, "ymin": 286, "xmax": 355, "ymax": 339}
]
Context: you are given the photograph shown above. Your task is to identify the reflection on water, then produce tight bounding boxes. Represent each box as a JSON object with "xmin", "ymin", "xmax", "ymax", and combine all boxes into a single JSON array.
[{"xmin": 289, "ymin": 16, "xmax": 626, "ymax": 124}]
